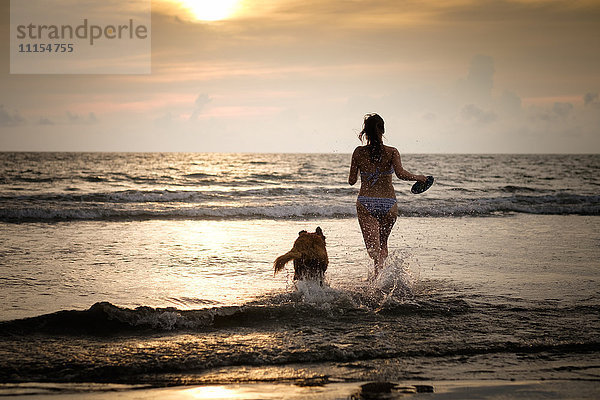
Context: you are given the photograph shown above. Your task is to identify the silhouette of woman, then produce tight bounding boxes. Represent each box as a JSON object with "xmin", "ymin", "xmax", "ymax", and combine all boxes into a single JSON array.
[{"xmin": 348, "ymin": 114, "xmax": 426, "ymax": 276}]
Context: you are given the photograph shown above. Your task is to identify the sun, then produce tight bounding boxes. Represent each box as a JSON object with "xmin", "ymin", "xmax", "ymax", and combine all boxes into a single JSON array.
[{"xmin": 179, "ymin": 0, "xmax": 240, "ymax": 21}]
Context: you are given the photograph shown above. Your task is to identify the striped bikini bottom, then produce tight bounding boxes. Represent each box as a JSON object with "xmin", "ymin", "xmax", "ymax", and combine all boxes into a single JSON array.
[{"xmin": 357, "ymin": 196, "xmax": 397, "ymax": 218}]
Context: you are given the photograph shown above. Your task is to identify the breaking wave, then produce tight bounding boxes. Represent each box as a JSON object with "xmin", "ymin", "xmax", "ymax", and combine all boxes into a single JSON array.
[{"xmin": 0, "ymin": 193, "xmax": 598, "ymax": 222}]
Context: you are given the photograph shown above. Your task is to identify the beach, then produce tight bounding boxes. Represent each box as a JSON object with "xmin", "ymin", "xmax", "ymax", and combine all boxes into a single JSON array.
[
  {"xmin": 0, "ymin": 153, "xmax": 598, "ymax": 398},
  {"xmin": 2, "ymin": 379, "xmax": 600, "ymax": 399}
]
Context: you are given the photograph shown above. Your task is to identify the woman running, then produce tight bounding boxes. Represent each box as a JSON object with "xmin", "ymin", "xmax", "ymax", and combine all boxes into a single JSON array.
[{"xmin": 348, "ymin": 113, "xmax": 427, "ymax": 276}]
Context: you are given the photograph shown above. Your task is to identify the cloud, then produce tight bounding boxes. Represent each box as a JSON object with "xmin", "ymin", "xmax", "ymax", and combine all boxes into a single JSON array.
[
  {"xmin": 456, "ymin": 54, "xmax": 495, "ymax": 105},
  {"xmin": 584, "ymin": 92, "xmax": 599, "ymax": 106},
  {"xmin": 66, "ymin": 111, "xmax": 98, "ymax": 124},
  {"xmin": 461, "ymin": 104, "xmax": 496, "ymax": 124},
  {"xmin": 495, "ymin": 90, "xmax": 522, "ymax": 116},
  {"xmin": 552, "ymin": 102, "xmax": 574, "ymax": 119},
  {"xmin": 0, "ymin": 105, "xmax": 25, "ymax": 127},
  {"xmin": 190, "ymin": 93, "xmax": 212, "ymax": 120},
  {"xmin": 38, "ymin": 117, "xmax": 54, "ymax": 125},
  {"xmin": 66, "ymin": 111, "xmax": 79, "ymax": 123},
  {"xmin": 195, "ymin": 93, "xmax": 211, "ymax": 108}
]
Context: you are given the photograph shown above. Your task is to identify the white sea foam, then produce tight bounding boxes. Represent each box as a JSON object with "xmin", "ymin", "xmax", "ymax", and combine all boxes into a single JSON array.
[{"xmin": 2, "ymin": 195, "xmax": 599, "ymax": 221}]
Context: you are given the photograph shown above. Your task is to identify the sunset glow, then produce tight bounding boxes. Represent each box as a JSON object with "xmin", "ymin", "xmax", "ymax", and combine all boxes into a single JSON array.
[
  {"xmin": 3, "ymin": 0, "xmax": 599, "ymax": 153},
  {"xmin": 179, "ymin": 0, "xmax": 240, "ymax": 21}
]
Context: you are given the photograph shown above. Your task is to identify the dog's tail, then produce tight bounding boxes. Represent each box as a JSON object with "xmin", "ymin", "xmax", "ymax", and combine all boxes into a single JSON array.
[{"xmin": 274, "ymin": 249, "xmax": 302, "ymax": 275}]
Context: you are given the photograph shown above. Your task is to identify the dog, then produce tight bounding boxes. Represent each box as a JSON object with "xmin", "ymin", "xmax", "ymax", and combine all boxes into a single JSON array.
[{"xmin": 274, "ymin": 227, "xmax": 328, "ymax": 285}]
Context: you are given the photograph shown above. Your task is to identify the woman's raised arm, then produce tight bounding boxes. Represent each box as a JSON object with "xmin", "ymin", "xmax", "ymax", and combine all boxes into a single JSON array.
[
  {"xmin": 392, "ymin": 148, "xmax": 426, "ymax": 182},
  {"xmin": 348, "ymin": 148, "xmax": 359, "ymax": 185}
]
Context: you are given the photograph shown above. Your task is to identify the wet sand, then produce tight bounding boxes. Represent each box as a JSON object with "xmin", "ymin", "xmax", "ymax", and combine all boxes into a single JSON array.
[{"xmin": 2, "ymin": 379, "xmax": 599, "ymax": 399}]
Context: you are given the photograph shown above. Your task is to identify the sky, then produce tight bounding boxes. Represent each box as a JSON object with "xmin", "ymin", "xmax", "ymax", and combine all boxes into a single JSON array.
[{"xmin": 1, "ymin": 0, "xmax": 599, "ymax": 153}]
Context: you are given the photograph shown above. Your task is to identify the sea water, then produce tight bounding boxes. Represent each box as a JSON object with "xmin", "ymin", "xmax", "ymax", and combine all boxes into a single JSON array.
[{"xmin": 0, "ymin": 153, "xmax": 598, "ymax": 391}]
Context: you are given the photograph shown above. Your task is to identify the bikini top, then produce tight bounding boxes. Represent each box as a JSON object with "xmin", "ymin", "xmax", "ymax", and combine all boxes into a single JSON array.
[{"xmin": 360, "ymin": 165, "xmax": 394, "ymax": 186}]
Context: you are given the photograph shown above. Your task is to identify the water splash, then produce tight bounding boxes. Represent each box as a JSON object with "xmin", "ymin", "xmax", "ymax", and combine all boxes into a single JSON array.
[
  {"xmin": 281, "ymin": 250, "xmax": 419, "ymax": 312},
  {"xmin": 375, "ymin": 250, "xmax": 418, "ymax": 295},
  {"xmin": 273, "ymin": 250, "xmax": 422, "ymax": 312},
  {"xmin": 352, "ymin": 250, "xmax": 420, "ymax": 310},
  {"xmin": 274, "ymin": 280, "xmax": 359, "ymax": 313}
]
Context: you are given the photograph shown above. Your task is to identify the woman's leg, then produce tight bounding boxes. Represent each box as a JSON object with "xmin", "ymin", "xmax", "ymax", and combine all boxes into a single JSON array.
[
  {"xmin": 378, "ymin": 204, "xmax": 398, "ymax": 264},
  {"xmin": 356, "ymin": 201, "xmax": 383, "ymax": 275}
]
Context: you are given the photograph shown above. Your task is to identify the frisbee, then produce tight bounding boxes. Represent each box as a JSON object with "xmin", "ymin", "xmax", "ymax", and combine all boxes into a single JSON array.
[{"xmin": 411, "ymin": 175, "xmax": 434, "ymax": 194}]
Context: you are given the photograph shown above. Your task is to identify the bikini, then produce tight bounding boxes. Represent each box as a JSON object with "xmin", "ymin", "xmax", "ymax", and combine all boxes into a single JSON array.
[{"xmin": 358, "ymin": 166, "xmax": 397, "ymax": 217}]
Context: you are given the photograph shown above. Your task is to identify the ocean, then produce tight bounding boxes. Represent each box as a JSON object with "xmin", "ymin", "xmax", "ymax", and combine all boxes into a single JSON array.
[{"xmin": 0, "ymin": 152, "xmax": 598, "ymax": 398}]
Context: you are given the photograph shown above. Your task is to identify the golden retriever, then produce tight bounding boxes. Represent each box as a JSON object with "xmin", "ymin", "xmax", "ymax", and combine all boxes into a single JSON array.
[{"xmin": 274, "ymin": 227, "xmax": 328, "ymax": 285}]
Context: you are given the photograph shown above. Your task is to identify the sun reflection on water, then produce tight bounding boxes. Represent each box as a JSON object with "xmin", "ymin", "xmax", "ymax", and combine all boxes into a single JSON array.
[{"xmin": 185, "ymin": 385, "xmax": 240, "ymax": 399}]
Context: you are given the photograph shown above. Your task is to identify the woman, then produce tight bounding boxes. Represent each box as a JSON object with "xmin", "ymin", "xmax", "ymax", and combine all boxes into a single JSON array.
[{"xmin": 348, "ymin": 113, "xmax": 427, "ymax": 276}]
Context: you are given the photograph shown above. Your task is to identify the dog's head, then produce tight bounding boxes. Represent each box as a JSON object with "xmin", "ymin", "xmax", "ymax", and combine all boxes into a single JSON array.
[{"xmin": 298, "ymin": 226, "xmax": 325, "ymax": 241}]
